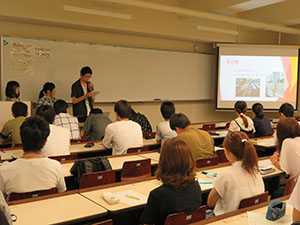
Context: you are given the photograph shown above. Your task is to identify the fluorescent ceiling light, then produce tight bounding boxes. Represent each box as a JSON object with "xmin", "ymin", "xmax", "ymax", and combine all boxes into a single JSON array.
[
  {"xmin": 62, "ymin": 5, "xmax": 132, "ymax": 20},
  {"xmin": 197, "ymin": 25, "xmax": 238, "ymax": 35}
]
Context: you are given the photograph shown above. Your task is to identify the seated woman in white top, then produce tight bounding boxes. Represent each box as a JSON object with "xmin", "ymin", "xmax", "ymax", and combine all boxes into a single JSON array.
[
  {"xmin": 36, "ymin": 105, "xmax": 71, "ymax": 157},
  {"xmin": 289, "ymin": 178, "xmax": 300, "ymax": 223},
  {"xmin": 270, "ymin": 117, "xmax": 300, "ymax": 177},
  {"xmin": 0, "ymin": 116, "xmax": 66, "ymax": 197},
  {"xmin": 229, "ymin": 101, "xmax": 255, "ymax": 134},
  {"xmin": 207, "ymin": 131, "xmax": 264, "ymax": 216}
]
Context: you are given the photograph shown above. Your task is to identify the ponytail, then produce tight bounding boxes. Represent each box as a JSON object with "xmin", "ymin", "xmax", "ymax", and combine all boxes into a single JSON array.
[
  {"xmin": 224, "ymin": 131, "xmax": 259, "ymax": 176},
  {"xmin": 38, "ymin": 90, "xmax": 44, "ymax": 99},
  {"xmin": 240, "ymin": 113, "xmax": 249, "ymax": 128}
]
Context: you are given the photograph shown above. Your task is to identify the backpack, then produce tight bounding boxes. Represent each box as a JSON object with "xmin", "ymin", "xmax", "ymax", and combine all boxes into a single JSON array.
[{"xmin": 70, "ymin": 156, "xmax": 112, "ymax": 185}]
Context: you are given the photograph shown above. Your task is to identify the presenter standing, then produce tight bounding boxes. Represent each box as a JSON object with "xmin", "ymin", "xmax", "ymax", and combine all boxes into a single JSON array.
[{"xmin": 71, "ymin": 66, "xmax": 95, "ymax": 122}]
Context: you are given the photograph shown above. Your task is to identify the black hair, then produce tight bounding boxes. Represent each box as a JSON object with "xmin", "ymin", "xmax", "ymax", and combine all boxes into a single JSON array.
[
  {"xmin": 53, "ymin": 99, "xmax": 68, "ymax": 114},
  {"xmin": 90, "ymin": 108, "xmax": 103, "ymax": 114},
  {"xmin": 5, "ymin": 81, "xmax": 20, "ymax": 99},
  {"xmin": 114, "ymin": 100, "xmax": 131, "ymax": 119},
  {"xmin": 169, "ymin": 113, "xmax": 191, "ymax": 130},
  {"xmin": 160, "ymin": 101, "xmax": 175, "ymax": 120},
  {"xmin": 20, "ymin": 116, "xmax": 50, "ymax": 152},
  {"xmin": 12, "ymin": 102, "xmax": 28, "ymax": 117},
  {"xmin": 234, "ymin": 101, "xmax": 249, "ymax": 128},
  {"xmin": 36, "ymin": 105, "xmax": 56, "ymax": 124},
  {"xmin": 39, "ymin": 82, "xmax": 55, "ymax": 99},
  {"xmin": 80, "ymin": 66, "xmax": 93, "ymax": 76},
  {"xmin": 279, "ymin": 103, "xmax": 294, "ymax": 117},
  {"xmin": 252, "ymin": 103, "xmax": 264, "ymax": 119}
]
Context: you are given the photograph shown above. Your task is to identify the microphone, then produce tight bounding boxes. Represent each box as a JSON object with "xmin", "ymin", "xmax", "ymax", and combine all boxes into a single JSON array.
[{"xmin": 87, "ymin": 81, "xmax": 94, "ymax": 91}]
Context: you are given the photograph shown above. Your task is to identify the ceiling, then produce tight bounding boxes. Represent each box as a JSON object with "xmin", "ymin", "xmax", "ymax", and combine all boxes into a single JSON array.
[{"xmin": 1, "ymin": 0, "xmax": 300, "ymax": 43}]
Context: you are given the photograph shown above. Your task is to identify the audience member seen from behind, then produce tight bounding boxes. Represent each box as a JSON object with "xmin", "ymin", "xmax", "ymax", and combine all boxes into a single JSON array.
[
  {"xmin": 229, "ymin": 101, "xmax": 255, "ymax": 134},
  {"xmin": 102, "ymin": 100, "xmax": 143, "ymax": 155},
  {"xmin": 5, "ymin": 81, "xmax": 20, "ymax": 102},
  {"xmin": 0, "ymin": 102, "xmax": 28, "ymax": 147},
  {"xmin": 0, "ymin": 116, "xmax": 66, "ymax": 197},
  {"xmin": 270, "ymin": 118, "xmax": 300, "ymax": 177},
  {"xmin": 252, "ymin": 103, "xmax": 272, "ymax": 137},
  {"xmin": 289, "ymin": 178, "xmax": 300, "ymax": 223},
  {"xmin": 279, "ymin": 102, "xmax": 294, "ymax": 118},
  {"xmin": 81, "ymin": 108, "xmax": 112, "ymax": 141},
  {"xmin": 155, "ymin": 101, "xmax": 177, "ymax": 145},
  {"xmin": 170, "ymin": 113, "xmax": 215, "ymax": 160},
  {"xmin": 37, "ymin": 82, "xmax": 56, "ymax": 108},
  {"xmin": 207, "ymin": 131, "xmax": 264, "ymax": 216},
  {"xmin": 36, "ymin": 105, "xmax": 71, "ymax": 156},
  {"xmin": 53, "ymin": 99, "xmax": 80, "ymax": 140},
  {"xmin": 130, "ymin": 107, "xmax": 152, "ymax": 133},
  {"xmin": 140, "ymin": 138, "xmax": 202, "ymax": 225}
]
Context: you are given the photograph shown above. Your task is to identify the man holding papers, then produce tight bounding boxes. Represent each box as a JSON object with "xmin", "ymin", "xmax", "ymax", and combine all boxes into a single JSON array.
[{"xmin": 71, "ymin": 66, "xmax": 97, "ymax": 122}]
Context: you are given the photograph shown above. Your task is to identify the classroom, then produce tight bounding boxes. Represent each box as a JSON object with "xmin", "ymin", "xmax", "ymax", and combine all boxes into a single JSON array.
[{"xmin": 1, "ymin": 0, "xmax": 300, "ymax": 225}]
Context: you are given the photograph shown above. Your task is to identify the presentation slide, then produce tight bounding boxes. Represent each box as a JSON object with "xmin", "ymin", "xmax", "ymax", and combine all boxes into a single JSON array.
[{"xmin": 216, "ymin": 45, "xmax": 299, "ymax": 110}]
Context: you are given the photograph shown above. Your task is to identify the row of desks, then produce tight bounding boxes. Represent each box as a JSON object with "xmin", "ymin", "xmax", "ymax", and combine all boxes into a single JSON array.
[{"xmin": 8, "ymin": 155, "xmax": 284, "ymax": 225}]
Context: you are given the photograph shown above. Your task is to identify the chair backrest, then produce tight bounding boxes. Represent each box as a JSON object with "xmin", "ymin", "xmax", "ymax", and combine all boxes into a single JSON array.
[
  {"xmin": 202, "ymin": 124, "xmax": 215, "ymax": 131},
  {"xmin": 92, "ymin": 219, "xmax": 113, "ymax": 225},
  {"xmin": 49, "ymin": 154, "xmax": 78, "ymax": 162},
  {"xmin": 215, "ymin": 150, "xmax": 229, "ymax": 163},
  {"xmin": 127, "ymin": 146, "xmax": 149, "ymax": 154},
  {"xmin": 164, "ymin": 205, "xmax": 206, "ymax": 225},
  {"xmin": 196, "ymin": 157, "xmax": 219, "ymax": 168},
  {"xmin": 70, "ymin": 137, "xmax": 90, "ymax": 144},
  {"xmin": 143, "ymin": 132, "xmax": 156, "ymax": 139},
  {"xmin": 80, "ymin": 170, "xmax": 116, "ymax": 189},
  {"xmin": 238, "ymin": 191, "xmax": 269, "ymax": 209},
  {"xmin": 225, "ymin": 122, "xmax": 230, "ymax": 129},
  {"xmin": 265, "ymin": 131, "xmax": 274, "ymax": 137},
  {"xmin": 9, "ymin": 187, "xmax": 58, "ymax": 201},
  {"xmin": 121, "ymin": 159, "xmax": 151, "ymax": 181},
  {"xmin": 284, "ymin": 174, "xmax": 299, "ymax": 196}
]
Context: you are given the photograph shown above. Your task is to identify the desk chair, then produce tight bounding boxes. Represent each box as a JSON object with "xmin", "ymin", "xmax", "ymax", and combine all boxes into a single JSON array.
[
  {"xmin": 202, "ymin": 124, "xmax": 215, "ymax": 131},
  {"xmin": 164, "ymin": 205, "xmax": 206, "ymax": 225},
  {"xmin": 127, "ymin": 146, "xmax": 149, "ymax": 154},
  {"xmin": 284, "ymin": 174, "xmax": 299, "ymax": 196},
  {"xmin": 238, "ymin": 191, "xmax": 269, "ymax": 209},
  {"xmin": 216, "ymin": 150, "xmax": 229, "ymax": 163},
  {"xmin": 265, "ymin": 131, "xmax": 274, "ymax": 137},
  {"xmin": 225, "ymin": 122, "xmax": 230, "ymax": 129},
  {"xmin": 70, "ymin": 137, "xmax": 90, "ymax": 144},
  {"xmin": 92, "ymin": 219, "xmax": 113, "ymax": 225},
  {"xmin": 121, "ymin": 159, "xmax": 151, "ymax": 181},
  {"xmin": 196, "ymin": 157, "xmax": 219, "ymax": 168},
  {"xmin": 80, "ymin": 170, "xmax": 116, "ymax": 189},
  {"xmin": 49, "ymin": 154, "xmax": 77, "ymax": 162},
  {"xmin": 248, "ymin": 133, "xmax": 255, "ymax": 139},
  {"xmin": 9, "ymin": 187, "xmax": 58, "ymax": 201},
  {"xmin": 143, "ymin": 132, "xmax": 156, "ymax": 139}
]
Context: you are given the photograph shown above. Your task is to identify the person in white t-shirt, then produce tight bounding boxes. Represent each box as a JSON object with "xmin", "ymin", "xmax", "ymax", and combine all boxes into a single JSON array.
[
  {"xmin": 207, "ymin": 131, "xmax": 264, "ymax": 216},
  {"xmin": 270, "ymin": 117, "xmax": 300, "ymax": 177},
  {"xmin": 0, "ymin": 116, "xmax": 66, "ymax": 197},
  {"xmin": 289, "ymin": 178, "xmax": 300, "ymax": 223},
  {"xmin": 228, "ymin": 101, "xmax": 255, "ymax": 134},
  {"xmin": 155, "ymin": 101, "xmax": 177, "ymax": 145},
  {"xmin": 36, "ymin": 105, "xmax": 71, "ymax": 156},
  {"xmin": 102, "ymin": 100, "xmax": 143, "ymax": 155}
]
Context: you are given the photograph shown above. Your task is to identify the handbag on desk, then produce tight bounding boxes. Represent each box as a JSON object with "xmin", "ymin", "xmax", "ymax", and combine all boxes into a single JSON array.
[{"xmin": 266, "ymin": 200, "xmax": 286, "ymax": 221}]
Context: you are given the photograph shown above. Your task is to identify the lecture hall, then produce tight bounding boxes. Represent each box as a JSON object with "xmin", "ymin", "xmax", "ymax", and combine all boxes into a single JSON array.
[{"xmin": 0, "ymin": 0, "xmax": 300, "ymax": 225}]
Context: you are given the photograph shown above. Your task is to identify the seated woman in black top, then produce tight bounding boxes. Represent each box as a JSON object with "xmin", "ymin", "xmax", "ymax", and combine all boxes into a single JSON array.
[
  {"xmin": 252, "ymin": 103, "xmax": 272, "ymax": 137},
  {"xmin": 140, "ymin": 138, "xmax": 202, "ymax": 225}
]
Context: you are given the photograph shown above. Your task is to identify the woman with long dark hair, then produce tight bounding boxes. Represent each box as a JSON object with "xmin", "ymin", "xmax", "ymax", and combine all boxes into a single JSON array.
[
  {"xmin": 252, "ymin": 103, "xmax": 272, "ymax": 137},
  {"xmin": 140, "ymin": 138, "xmax": 202, "ymax": 225},
  {"xmin": 5, "ymin": 81, "xmax": 20, "ymax": 101}
]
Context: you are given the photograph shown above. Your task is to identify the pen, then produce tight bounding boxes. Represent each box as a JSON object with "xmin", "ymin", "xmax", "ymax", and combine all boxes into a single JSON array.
[
  {"xmin": 125, "ymin": 194, "xmax": 140, "ymax": 200},
  {"xmin": 199, "ymin": 182, "xmax": 212, "ymax": 184}
]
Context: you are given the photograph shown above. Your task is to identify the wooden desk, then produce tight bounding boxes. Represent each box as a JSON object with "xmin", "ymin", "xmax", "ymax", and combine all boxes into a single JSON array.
[
  {"xmin": 9, "ymin": 193, "xmax": 107, "ymax": 225},
  {"xmin": 194, "ymin": 196, "xmax": 291, "ymax": 225},
  {"xmin": 250, "ymin": 137, "xmax": 276, "ymax": 149},
  {"xmin": 0, "ymin": 138, "xmax": 159, "ymax": 160},
  {"xmin": 139, "ymin": 152, "xmax": 160, "ymax": 162}
]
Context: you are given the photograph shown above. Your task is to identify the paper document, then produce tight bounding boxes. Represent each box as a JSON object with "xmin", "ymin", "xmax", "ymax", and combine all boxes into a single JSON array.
[
  {"xmin": 247, "ymin": 211, "xmax": 292, "ymax": 225},
  {"xmin": 114, "ymin": 190, "xmax": 148, "ymax": 206}
]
